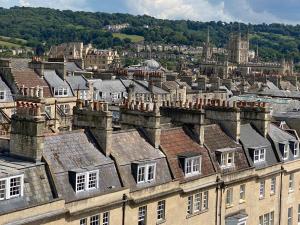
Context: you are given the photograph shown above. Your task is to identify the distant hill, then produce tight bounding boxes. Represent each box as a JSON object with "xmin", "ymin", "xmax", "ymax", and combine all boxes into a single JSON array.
[{"xmin": 1, "ymin": 6, "xmax": 300, "ymax": 61}]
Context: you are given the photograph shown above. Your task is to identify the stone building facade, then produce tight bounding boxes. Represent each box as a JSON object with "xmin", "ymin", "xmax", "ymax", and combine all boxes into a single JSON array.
[{"xmin": 1, "ymin": 98, "xmax": 300, "ymax": 225}]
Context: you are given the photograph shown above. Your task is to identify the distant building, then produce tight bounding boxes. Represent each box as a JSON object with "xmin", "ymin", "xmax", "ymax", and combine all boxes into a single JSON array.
[
  {"xmin": 104, "ymin": 23, "xmax": 130, "ymax": 32},
  {"xmin": 228, "ymin": 32, "xmax": 249, "ymax": 64}
]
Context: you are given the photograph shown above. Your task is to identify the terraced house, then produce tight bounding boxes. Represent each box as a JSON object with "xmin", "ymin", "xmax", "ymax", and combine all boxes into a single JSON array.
[{"xmin": 1, "ymin": 96, "xmax": 300, "ymax": 225}]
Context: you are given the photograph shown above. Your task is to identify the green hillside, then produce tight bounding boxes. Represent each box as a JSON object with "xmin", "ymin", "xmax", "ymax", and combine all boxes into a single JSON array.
[
  {"xmin": 0, "ymin": 7, "xmax": 300, "ymax": 61},
  {"xmin": 112, "ymin": 33, "xmax": 144, "ymax": 43}
]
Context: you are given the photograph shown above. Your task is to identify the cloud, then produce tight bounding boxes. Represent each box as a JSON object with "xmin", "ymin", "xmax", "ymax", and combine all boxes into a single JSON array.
[
  {"xmin": 0, "ymin": 0, "xmax": 299, "ymax": 24},
  {"xmin": 125, "ymin": 0, "xmax": 233, "ymax": 22},
  {"xmin": 124, "ymin": 0, "xmax": 300, "ymax": 24}
]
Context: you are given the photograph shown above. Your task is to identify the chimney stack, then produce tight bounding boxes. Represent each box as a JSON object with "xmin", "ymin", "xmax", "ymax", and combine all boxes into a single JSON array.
[
  {"xmin": 120, "ymin": 101, "xmax": 161, "ymax": 148},
  {"xmin": 73, "ymin": 100, "xmax": 112, "ymax": 156},
  {"xmin": 10, "ymin": 100, "xmax": 46, "ymax": 162}
]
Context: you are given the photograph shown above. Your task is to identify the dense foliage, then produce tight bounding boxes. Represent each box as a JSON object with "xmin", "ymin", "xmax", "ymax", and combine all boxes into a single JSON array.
[{"xmin": 1, "ymin": 7, "xmax": 300, "ymax": 61}]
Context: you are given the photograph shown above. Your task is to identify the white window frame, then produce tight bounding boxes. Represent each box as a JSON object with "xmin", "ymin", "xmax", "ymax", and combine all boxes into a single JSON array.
[
  {"xmin": 138, "ymin": 206, "xmax": 147, "ymax": 225},
  {"xmin": 293, "ymin": 142, "xmax": 299, "ymax": 158},
  {"xmin": 60, "ymin": 104, "xmax": 70, "ymax": 114},
  {"xmin": 259, "ymin": 212, "xmax": 274, "ymax": 225},
  {"xmin": 253, "ymin": 149, "xmax": 266, "ymax": 163},
  {"xmin": 259, "ymin": 180, "xmax": 265, "ymax": 199},
  {"xmin": 187, "ymin": 195, "xmax": 193, "ymax": 215},
  {"xmin": 80, "ymin": 218, "xmax": 87, "ymax": 225},
  {"xmin": 270, "ymin": 177, "xmax": 276, "ymax": 194},
  {"xmin": 90, "ymin": 214, "xmax": 100, "ymax": 225},
  {"xmin": 103, "ymin": 211, "xmax": 110, "ymax": 225},
  {"xmin": 75, "ymin": 170, "xmax": 99, "ymax": 193},
  {"xmin": 240, "ymin": 184, "xmax": 246, "ymax": 201},
  {"xmin": 185, "ymin": 156, "xmax": 201, "ymax": 177},
  {"xmin": 0, "ymin": 175, "xmax": 24, "ymax": 200},
  {"xmin": 221, "ymin": 152, "xmax": 235, "ymax": 168},
  {"xmin": 157, "ymin": 200, "xmax": 166, "ymax": 221},
  {"xmin": 54, "ymin": 88, "xmax": 68, "ymax": 97},
  {"xmin": 202, "ymin": 191, "xmax": 209, "ymax": 210},
  {"xmin": 283, "ymin": 144, "xmax": 289, "ymax": 160},
  {"xmin": 137, "ymin": 163, "xmax": 156, "ymax": 184},
  {"xmin": 226, "ymin": 188, "xmax": 233, "ymax": 206}
]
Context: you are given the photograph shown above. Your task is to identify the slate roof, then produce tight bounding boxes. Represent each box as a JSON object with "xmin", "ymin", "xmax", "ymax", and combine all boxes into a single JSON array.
[
  {"xmin": 136, "ymin": 80, "xmax": 169, "ymax": 94},
  {"xmin": 43, "ymin": 130, "xmax": 121, "ymax": 202},
  {"xmin": 0, "ymin": 156, "xmax": 54, "ymax": 214},
  {"xmin": 66, "ymin": 75, "xmax": 89, "ymax": 91},
  {"xmin": 160, "ymin": 127, "xmax": 216, "ymax": 182},
  {"xmin": 121, "ymin": 79, "xmax": 149, "ymax": 94},
  {"xmin": 92, "ymin": 79, "xmax": 127, "ymax": 95},
  {"xmin": 268, "ymin": 123, "xmax": 299, "ymax": 162},
  {"xmin": 203, "ymin": 124, "xmax": 250, "ymax": 173},
  {"xmin": 240, "ymin": 124, "xmax": 278, "ymax": 168},
  {"xmin": 66, "ymin": 62, "xmax": 83, "ymax": 72},
  {"xmin": 110, "ymin": 130, "xmax": 172, "ymax": 190},
  {"xmin": 0, "ymin": 76, "xmax": 13, "ymax": 102},
  {"xmin": 43, "ymin": 70, "xmax": 72, "ymax": 94}
]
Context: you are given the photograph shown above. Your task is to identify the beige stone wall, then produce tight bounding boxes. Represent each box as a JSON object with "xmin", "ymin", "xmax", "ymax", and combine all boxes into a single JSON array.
[{"xmin": 0, "ymin": 200, "xmax": 65, "ymax": 225}]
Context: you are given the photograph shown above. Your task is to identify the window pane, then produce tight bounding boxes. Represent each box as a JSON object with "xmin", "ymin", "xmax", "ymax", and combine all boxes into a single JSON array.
[
  {"xmin": 138, "ymin": 206, "xmax": 147, "ymax": 225},
  {"xmin": 9, "ymin": 177, "xmax": 21, "ymax": 198},
  {"xmin": 88, "ymin": 172, "xmax": 97, "ymax": 189},
  {"xmin": 148, "ymin": 165, "xmax": 155, "ymax": 181},
  {"xmin": 157, "ymin": 200, "xmax": 165, "ymax": 220},
  {"xmin": 0, "ymin": 179, "xmax": 5, "ymax": 200},
  {"xmin": 186, "ymin": 159, "xmax": 192, "ymax": 174},
  {"xmin": 193, "ymin": 158, "xmax": 200, "ymax": 173},
  {"xmin": 90, "ymin": 215, "xmax": 99, "ymax": 225},
  {"xmin": 138, "ymin": 166, "xmax": 145, "ymax": 183},
  {"xmin": 76, "ymin": 174, "xmax": 86, "ymax": 192},
  {"xmin": 202, "ymin": 191, "xmax": 209, "ymax": 210},
  {"xmin": 187, "ymin": 196, "xmax": 193, "ymax": 214},
  {"xmin": 80, "ymin": 218, "xmax": 87, "ymax": 225},
  {"xmin": 194, "ymin": 193, "xmax": 201, "ymax": 212},
  {"xmin": 103, "ymin": 212, "xmax": 110, "ymax": 225}
]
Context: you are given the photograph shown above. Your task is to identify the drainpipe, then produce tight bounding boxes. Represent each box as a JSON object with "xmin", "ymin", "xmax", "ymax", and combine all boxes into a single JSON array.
[
  {"xmin": 122, "ymin": 194, "xmax": 127, "ymax": 225},
  {"xmin": 219, "ymin": 181, "xmax": 223, "ymax": 225},
  {"xmin": 279, "ymin": 166, "xmax": 284, "ymax": 225},
  {"xmin": 215, "ymin": 177, "xmax": 220, "ymax": 225}
]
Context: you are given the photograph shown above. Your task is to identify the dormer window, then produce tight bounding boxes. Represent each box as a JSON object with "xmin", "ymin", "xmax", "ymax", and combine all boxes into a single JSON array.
[
  {"xmin": 0, "ymin": 175, "xmax": 24, "ymax": 200},
  {"xmin": 220, "ymin": 152, "xmax": 235, "ymax": 168},
  {"xmin": 185, "ymin": 156, "xmax": 201, "ymax": 177},
  {"xmin": 178, "ymin": 152, "xmax": 202, "ymax": 177},
  {"xmin": 75, "ymin": 170, "xmax": 99, "ymax": 193},
  {"xmin": 54, "ymin": 88, "xmax": 68, "ymax": 97},
  {"xmin": 137, "ymin": 163, "xmax": 156, "ymax": 184},
  {"xmin": 253, "ymin": 148, "xmax": 266, "ymax": 163}
]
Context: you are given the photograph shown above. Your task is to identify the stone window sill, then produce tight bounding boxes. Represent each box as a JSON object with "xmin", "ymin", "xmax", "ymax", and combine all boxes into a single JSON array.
[
  {"xmin": 186, "ymin": 209, "xmax": 208, "ymax": 219},
  {"xmin": 226, "ymin": 204, "xmax": 234, "ymax": 209},
  {"xmin": 156, "ymin": 219, "xmax": 166, "ymax": 225},
  {"xmin": 239, "ymin": 200, "xmax": 246, "ymax": 204}
]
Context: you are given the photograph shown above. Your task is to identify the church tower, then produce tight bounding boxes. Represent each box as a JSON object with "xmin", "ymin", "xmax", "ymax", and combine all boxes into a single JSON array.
[{"xmin": 203, "ymin": 27, "xmax": 213, "ymax": 61}]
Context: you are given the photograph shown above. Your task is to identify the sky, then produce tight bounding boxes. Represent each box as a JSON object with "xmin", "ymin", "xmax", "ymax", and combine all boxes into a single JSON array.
[{"xmin": 0, "ymin": 0, "xmax": 300, "ymax": 25}]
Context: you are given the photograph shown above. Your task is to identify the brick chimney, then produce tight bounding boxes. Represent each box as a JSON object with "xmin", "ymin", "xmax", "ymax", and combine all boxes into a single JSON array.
[
  {"xmin": 120, "ymin": 101, "xmax": 161, "ymax": 148},
  {"xmin": 10, "ymin": 90, "xmax": 46, "ymax": 162},
  {"xmin": 73, "ymin": 100, "xmax": 112, "ymax": 156}
]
